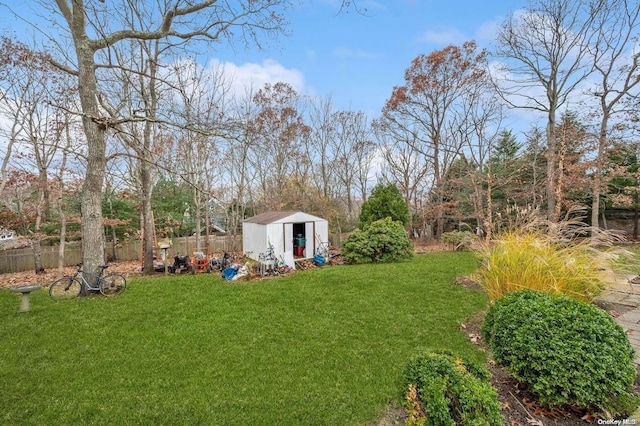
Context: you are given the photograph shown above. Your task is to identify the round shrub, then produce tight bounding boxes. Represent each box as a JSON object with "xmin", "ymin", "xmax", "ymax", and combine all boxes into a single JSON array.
[
  {"xmin": 482, "ymin": 290, "xmax": 637, "ymax": 415},
  {"xmin": 342, "ymin": 217, "xmax": 413, "ymax": 264},
  {"xmin": 403, "ymin": 351, "xmax": 503, "ymax": 426}
]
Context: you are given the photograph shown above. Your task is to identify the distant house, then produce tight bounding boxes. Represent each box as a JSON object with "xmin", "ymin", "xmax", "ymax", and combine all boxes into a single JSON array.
[
  {"xmin": 207, "ymin": 198, "xmax": 231, "ymax": 233},
  {"xmin": 242, "ymin": 211, "xmax": 329, "ymax": 264},
  {"xmin": 0, "ymin": 228, "xmax": 15, "ymax": 242}
]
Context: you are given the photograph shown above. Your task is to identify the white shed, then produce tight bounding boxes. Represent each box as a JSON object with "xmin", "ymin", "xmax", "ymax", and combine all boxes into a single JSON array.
[{"xmin": 243, "ymin": 211, "xmax": 329, "ymax": 265}]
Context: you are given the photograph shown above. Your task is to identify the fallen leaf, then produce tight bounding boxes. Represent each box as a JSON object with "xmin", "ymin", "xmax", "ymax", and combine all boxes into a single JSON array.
[{"xmin": 468, "ymin": 333, "xmax": 481, "ymax": 344}]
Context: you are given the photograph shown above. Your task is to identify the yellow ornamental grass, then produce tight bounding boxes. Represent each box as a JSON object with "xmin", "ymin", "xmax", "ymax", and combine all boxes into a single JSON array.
[{"xmin": 474, "ymin": 232, "xmax": 609, "ymax": 302}]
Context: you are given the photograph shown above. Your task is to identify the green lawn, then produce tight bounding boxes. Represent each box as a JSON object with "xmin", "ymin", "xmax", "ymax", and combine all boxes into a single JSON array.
[{"xmin": 0, "ymin": 252, "xmax": 488, "ymax": 425}]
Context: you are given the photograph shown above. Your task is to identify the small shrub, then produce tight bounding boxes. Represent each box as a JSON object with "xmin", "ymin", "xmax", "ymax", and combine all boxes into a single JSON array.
[
  {"xmin": 482, "ymin": 290, "xmax": 638, "ymax": 416},
  {"xmin": 442, "ymin": 231, "xmax": 476, "ymax": 251},
  {"xmin": 342, "ymin": 217, "xmax": 413, "ymax": 264},
  {"xmin": 403, "ymin": 351, "xmax": 503, "ymax": 426}
]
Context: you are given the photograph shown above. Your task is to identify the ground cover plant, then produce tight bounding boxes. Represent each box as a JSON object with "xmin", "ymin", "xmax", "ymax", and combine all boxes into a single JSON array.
[
  {"xmin": 403, "ymin": 351, "xmax": 503, "ymax": 425},
  {"xmin": 0, "ymin": 252, "xmax": 487, "ymax": 425}
]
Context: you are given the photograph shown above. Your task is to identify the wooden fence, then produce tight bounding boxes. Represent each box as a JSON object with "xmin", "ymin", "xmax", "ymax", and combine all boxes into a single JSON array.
[{"xmin": 0, "ymin": 235, "xmax": 241, "ymax": 274}]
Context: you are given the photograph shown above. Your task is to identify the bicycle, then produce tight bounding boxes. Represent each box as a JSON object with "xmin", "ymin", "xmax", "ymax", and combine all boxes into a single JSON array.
[{"xmin": 49, "ymin": 262, "xmax": 126, "ymax": 300}]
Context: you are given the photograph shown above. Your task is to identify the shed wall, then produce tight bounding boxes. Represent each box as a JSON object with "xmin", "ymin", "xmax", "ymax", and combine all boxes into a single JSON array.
[
  {"xmin": 266, "ymin": 223, "xmax": 285, "ymax": 258},
  {"xmin": 243, "ymin": 222, "xmax": 267, "ymax": 261}
]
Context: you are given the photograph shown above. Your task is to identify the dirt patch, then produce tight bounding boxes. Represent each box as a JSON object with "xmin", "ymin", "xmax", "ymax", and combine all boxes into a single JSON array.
[
  {"xmin": 593, "ymin": 299, "xmax": 637, "ymax": 317},
  {"xmin": 0, "ymin": 260, "xmax": 144, "ymax": 290},
  {"xmin": 452, "ymin": 275, "xmax": 483, "ymax": 290},
  {"xmin": 368, "ymin": 406, "xmax": 407, "ymax": 426}
]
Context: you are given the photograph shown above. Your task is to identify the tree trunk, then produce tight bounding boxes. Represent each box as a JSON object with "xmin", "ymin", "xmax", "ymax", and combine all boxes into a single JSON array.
[
  {"xmin": 38, "ymin": 167, "xmax": 51, "ymax": 221},
  {"xmin": 546, "ymin": 114, "xmax": 557, "ymax": 222},
  {"xmin": 205, "ymin": 198, "xmax": 211, "ymax": 253},
  {"xmin": 67, "ymin": 11, "xmax": 106, "ymax": 278},
  {"xmin": 141, "ymin": 163, "xmax": 155, "ymax": 275},
  {"xmin": 32, "ymin": 236, "xmax": 44, "ymax": 274},
  {"xmin": 554, "ymin": 125, "xmax": 567, "ymax": 222},
  {"xmin": 591, "ymin": 117, "xmax": 608, "ymax": 229},
  {"xmin": 80, "ymin": 129, "xmax": 106, "ymax": 277},
  {"xmin": 31, "ymin": 190, "xmax": 45, "ymax": 274},
  {"xmin": 194, "ymin": 188, "xmax": 202, "ymax": 251},
  {"xmin": 107, "ymin": 194, "xmax": 117, "ymax": 261},
  {"xmin": 57, "ymin": 204, "xmax": 67, "ymax": 278},
  {"xmin": 634, "ymin": 191, "xmax": 639, "ymax": 241},
  {"xmin": 485, "ymin": 166, "xmax": 494, "ymax": 241}
]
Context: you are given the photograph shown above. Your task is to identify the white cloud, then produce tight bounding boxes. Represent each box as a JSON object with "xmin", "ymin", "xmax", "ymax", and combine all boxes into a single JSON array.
[
  {"xmin": 208, "ymin": 58, "xmax": 306, "ymax": 96},
  {"xmin": 417, "ymin": 17, "xmax": 503, "ymax": 48},
  {"xmin": 475, "ymin": 19, "xmax": 501, "ymax": 45},
  {"xmin": 417, "ymin": 27, "xmax": 467, "ymax": 46}
]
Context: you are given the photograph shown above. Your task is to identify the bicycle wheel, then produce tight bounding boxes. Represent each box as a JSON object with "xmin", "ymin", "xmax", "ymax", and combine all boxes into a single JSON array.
[
  {"xmin": 99, "ymin": 273, "xmax": 126, "ymax": 296},
  {"xmin": 49, "ymin": 277, "xmax": 82, "ymax": 300}
]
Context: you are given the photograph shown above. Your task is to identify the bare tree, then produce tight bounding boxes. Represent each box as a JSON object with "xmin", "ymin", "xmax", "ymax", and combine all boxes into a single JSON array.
[
  {"xmin": 382, "ymin": 41, "xmax": 488, "ymax": 239},
  {"xmin": 221, "ymin": 87, "xmax": 261, "ymax": 244},
  {"xmin": 0, "ymin": 36, "xmax": 79, "ymax": 273},
  {"xmin": 39, "ymin": 0, "xmax": 291, "ymax": 275},
  {"xmin": 493, "ymin": 0, "xmax": 607, "ymax": 221},
  {"xmin": 54, "ymin": 116, "xmax": 82, "ymax": 277},
  {"xmin": 374, "ymin": 122, "xmax": 431, "ymax": 237},
  {"xmin": 328, "ymin": 110, "xmax": 373, "ymax": 223},
  {"xmin": 455, "ymin": 85, "xmax": 504, "ymax": 240},
  {"xmin": 585, "ymin": 0, "xmax": 640, "ymax": 228},
  {"xmin": 250, "ymin": 82, "xmax": 310, "ymax": 211},
  {"xmin": 306, "ymin": 95, "xmax": 336, "ymax": 200}
]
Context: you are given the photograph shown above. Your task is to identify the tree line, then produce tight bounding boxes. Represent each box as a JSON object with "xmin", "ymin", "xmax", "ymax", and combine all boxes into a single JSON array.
[{"xmin": 0, "ymin": 0, "xmax": 639, "ymax": 275}]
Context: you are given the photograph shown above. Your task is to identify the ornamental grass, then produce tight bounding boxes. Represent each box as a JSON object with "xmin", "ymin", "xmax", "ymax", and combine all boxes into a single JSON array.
[{"xmin": 473, "ymin": 207, "xmax": 629, "ymax": 302}]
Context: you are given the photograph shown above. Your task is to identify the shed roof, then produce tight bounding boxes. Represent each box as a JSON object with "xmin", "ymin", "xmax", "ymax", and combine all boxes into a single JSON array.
[{"xmin": 244, "ymin": 211, "xmax": 325, "ymax": 225}]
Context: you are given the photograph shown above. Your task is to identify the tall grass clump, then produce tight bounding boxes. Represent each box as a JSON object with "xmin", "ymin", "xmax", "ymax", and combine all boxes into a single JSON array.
[{"xmin": 474, "ymin": 207, "xmax": 626, "ymax": 302}]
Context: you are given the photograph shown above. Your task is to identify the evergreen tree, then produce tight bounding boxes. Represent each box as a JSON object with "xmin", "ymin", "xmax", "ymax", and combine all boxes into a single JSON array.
[{"xmin": 358, "ymin": 183, "xmax": 410, "ymax": 228}]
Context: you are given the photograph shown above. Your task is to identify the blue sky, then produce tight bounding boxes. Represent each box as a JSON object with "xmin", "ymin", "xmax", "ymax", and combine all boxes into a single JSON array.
[
  {"xmin": 0, "ymin": 0, "xmax": 528, "ymax": 123},
  {"xmin": 241, "ymin": 0, "xmax": 524, "ymax": 118}
]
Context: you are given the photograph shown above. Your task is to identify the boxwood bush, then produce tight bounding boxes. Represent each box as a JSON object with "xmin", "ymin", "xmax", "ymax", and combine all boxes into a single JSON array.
[
  {"xmin": 482, "ymin": 290, "xmax": 638, "ymax": 415},
  {"xmin": 403, "ymin": 351, "xmax": 503, "ymax": 426}
]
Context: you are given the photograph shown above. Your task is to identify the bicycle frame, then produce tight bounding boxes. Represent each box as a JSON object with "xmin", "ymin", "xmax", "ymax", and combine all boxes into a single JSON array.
[{"xmin": 71, "ymin": 263, "xmax": 108, "ymax": 291}]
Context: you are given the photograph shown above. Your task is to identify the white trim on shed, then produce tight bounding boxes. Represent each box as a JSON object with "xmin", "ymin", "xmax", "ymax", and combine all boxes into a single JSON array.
[{"xmin": 242, "ymin": 211, "xmax": 329, "ymax": 266}]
